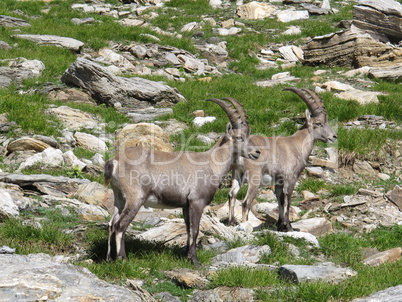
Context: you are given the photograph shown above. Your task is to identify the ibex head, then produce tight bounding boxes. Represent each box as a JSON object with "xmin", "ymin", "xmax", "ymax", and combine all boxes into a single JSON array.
[
  {"xmin": 284, "ymin": 87, "xmax": 337, "ymax": 143},
  {"xmin": 207, "ymin": 97, "xmax": 260, "ymax": 160}
]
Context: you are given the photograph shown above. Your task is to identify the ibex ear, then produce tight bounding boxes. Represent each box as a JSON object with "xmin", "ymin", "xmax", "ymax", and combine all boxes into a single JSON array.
[
  {"xmin": 305, "ymin": 109, "xmax": 313, "ymax": 126},
  {"xmin": 226, "ymin": 122, "xmax": 233, "ymax": 134}
]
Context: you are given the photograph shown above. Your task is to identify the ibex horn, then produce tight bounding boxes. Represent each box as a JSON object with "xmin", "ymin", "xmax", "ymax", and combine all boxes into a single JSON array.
[
  {"xmin": 206, "ymin": 98, "xmax": 242, "ymax": 129},
  {"xmin": 284, "ymin": 87, "xmax": 325, "ymax": 116}
]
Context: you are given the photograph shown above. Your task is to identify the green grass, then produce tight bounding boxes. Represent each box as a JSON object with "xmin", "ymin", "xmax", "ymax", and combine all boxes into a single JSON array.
[
  {"xmin": 0, "ymin": 0, "xmax": 401, "ymax": 301},
  {"xmin": 0, "ymin": 86, "xmax": 61, "ymax": 137},
  {"xmin": 0, "ymin": 208, "xmax": 77, "ymax": 255}
]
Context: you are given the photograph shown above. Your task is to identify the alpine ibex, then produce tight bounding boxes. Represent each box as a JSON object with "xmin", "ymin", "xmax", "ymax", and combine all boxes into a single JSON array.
[
  {"xmin": 105, "ymin": 98, "xmax": 260, "ymax": 265},
  {"xmin": 228, "ymin": 87, "xmax": 337, "ymax": 231}
]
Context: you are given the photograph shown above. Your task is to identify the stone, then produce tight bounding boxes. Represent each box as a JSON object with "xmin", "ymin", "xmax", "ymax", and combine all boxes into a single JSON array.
[
  {"xmin": 62, "ymin": 150, "xmax": 87, "ymax": 170},
  {"xmin": 135, "ymin": 219, "xmax": 191, "ymax": 248},
  {"xmin": 195, "ymin": 43, "xmax": 228, "ymax": 64},
  {"xmin": 303, "ymin": 28, "xmax": 402, "ymax": 68},
  {"xmin": 191, "ymin": 287, "xmax": 255, "ymax": 302},
  {"xmin": 17, "ymin": 148, "xmax": 64, "ymax": 172},
  {"xmin": 14, "ymin": 34, "xmax": 84, "ymax": 53},
  {"xmin": 253, "ymin": 202, "xmax": 300, "ymax": 224},
  {"xmin": 0, "ymin": 173, "xmax": 90, "ymax": 187},
  {"xmin": 236, "ymin": 1, "xmax": 276, "ymax": 20},
  {"xmin": 214, "ymin": 200, "xmax": 263, "ymax": 228},
  {"xmin": 0, "ymin": 15, "xmax": 31, "ymax": 27},
  {"xmin": 386, "ymin": 185, "xmax": 402, "ymax": 211},
  {"xmin": 76, "ymin": 182, "xmax": 112, "ymax": 207},
  {"xmin": 216, "ymin": 27, "xmax": 242, "ymax": 36},
  {"xmin": 71, "ymin": 17, "xmax": 95, "ymax": 25},
  {"xmin": 165, "ymin": 268, "xmax": 210, "ymax": 289},
  {"xmin": 45, "ymin": 106, "xmax": 99, "ymax": 130},
  {"xmin": 97, "ymin": 48, "xmax": 136, "ymax": 71},
  {"xmin": 334, "ymin": 90, "xmax": 382, "ymax": 105},
  {"xmin": 0, "ymin": 190, "xmax": 20, "ymax": 218},
  {"xmin": 353, "ymin": 160, "xmax": 376, "ymax": 176},
  {"xmin": 212, "ymin": 245, "xmax": 271, "ymax": 265},
  {"xmin": 279, "ymin": 263, "xmax": 357, "ymax": 283},
  {"xmin": 48, "ymin": 88, "xmax": 94, "ymax": 104},
  {"xmin": 305, "ymin": 166, "xmax": 325, "ymax": 177},
  {"xmin": 352, "ymin": 284, "xmax": 402, "ymax": 302},
  {"xmin": 368, "ymin": 64, "xmax": 402, "ymax": 80},
  {"xmin": 352, "ymin": 0, "xmax": 402, "ymax": 43},
  {"xmin": 0, "ymin": 59, "xmax": 44, "ymax": 88},
  {"xmin": 61, "ymin": 57, "xmax": 185, "ymax": 110},
  {"xmin": 277, "ymin": 10, "xmax": 309, "ymax": 23},
  {"xmin": 363, "ymin": 247, "xmax": 402, "ymax": 266},
  {"xmin": 0, "ymin": 253, "xmax": 151, "ymax": 301},
  {"xmin": 127, "ymin": 108, "xmax": 174, "ymax": 123},
  {"xmin": 0, "ymin": 246, "xmax": 15, "ymax": 254},
  {"xmin": 193, "ymin": 116, "xmax": 216, "ymax": 127},
  {"xmin": 275, "ymin": 231, "xmax": 320, "ymax": 248},
  {"xmin": 283, "ymin": 26, "xmax": 302, "ymax": 35},
  {"xmin": 6, "ymin": 137, "xmax": 51, "ymax": 154},
  {"xmin": 291, "ymin": 217, "xmax": 332, "ymax": 236},
  {"xmin": 278, "ymin": 45, "xmax": 304, "ymax": 62},
  {"xmin": 301, "ymin": 3, "xmax": 330, "ymax": 15},
  {"xmin": 115, "ymin": 123, "xmax": 172, "ymax": 152},
  {"xmin": 74, "ymin": 131, "xmax": 107, "ymax": 153}
]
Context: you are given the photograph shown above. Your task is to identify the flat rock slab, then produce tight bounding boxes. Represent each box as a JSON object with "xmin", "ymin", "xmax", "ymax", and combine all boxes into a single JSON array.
[
  {"xmin": 0, "ymin": 253, "xmax": 152, "ymax": 301},
  {"xmin": 352, "ymin": 284, "xmax": 402, "ymax": 302},
  {"xmin": 0, "ymin": 173, "xmax": 90, "ymax": 187},
  {"xmin": 353, "ymin": 0, "xmax": 402, "ymax": 42},
  {"xmin": 303, "ymin": 28, "xmax": 402, "ymax": 68},
  {"xmin": 14, "ymin": 34, "xmax": 84, "ymax": 53},
  {"xmin": 0, "ymin": 15, "xmax": 30, "ymax": 27},
  {"xmin": 291, "ymin": 217, "xmax": 332, "ymax": 236},
  {"xmin": 279, "ymin": 264, "xmax": 357, "ymax": 283},
  {"xmin": 61, "ymin": 57, "xmax": 186, "ymax": 111}
]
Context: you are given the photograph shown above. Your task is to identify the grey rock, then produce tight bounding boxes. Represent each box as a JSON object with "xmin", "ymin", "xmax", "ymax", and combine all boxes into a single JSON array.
[
  {"xmin": 0, "ymin": 173, "xmax": 90, "ymax": 187},
  {"xmin": 352, "ymin": 284, "xmax": 402, "ymax": 302},
  {"xmin": 303, "ymin": 28, "xmax": 402, "ymax": 68},
  {"xmin": 353, "ymin": 0, "xmax": 402, "ymax": 42},
  {"xmin": 61, "ymin": 57, "xmax": 185, "ymax": 111},
  {"xmin": 0, "ymin": 246, "xmax": 15, "ymax": 254},
  {"xmin": 212, "ymin": 245, "xmax": 271, "ymax": 265},
  {"xmin": 301, "ymin": 3, "xmax": 330, "ymax": 15},
  {"xmin": 0, "ymin": 253, "xmax": 153, "ymax": 301},
  {"xmin": 14, "ymin": 34, "xmax": 84, "ymax": 53},
  {"xmin": 71, "ymin": 17, "xmax": 96, "ymax": 25},
  {"xmin": 0, "ymin": 41, "xmax": 11, "ymax": 49},
  {"xmin": 279, "ymin": 264, "xmax": 357, "ymax": 283},
  {"xmin": 0, "ymin": 189, "xmax": 20, "ymax": 218},
  {"xmin": 386, "ymin": 185, "xmax": 402, "ymax": 211},
  {"xmin": 0, "ymin": 15, "xmax": 30, "ymax": 27},
  {"xmin": 192, "ymin": 287, "xmax": 255, "ymax": 302}
]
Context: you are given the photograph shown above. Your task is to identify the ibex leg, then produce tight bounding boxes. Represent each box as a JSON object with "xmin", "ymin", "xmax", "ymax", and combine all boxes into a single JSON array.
[
  {"xmin": 241, "ymin": 170, "xmax": 261, "ymax": 222},
  {"xmin": 275, "ymin": 181, "xmax": 295, "ymax": 232},
  {"xmin": 114, "ymin": 195, "xmax": 144, "ymax": 259},
  {"xmin": 228, "ymin": 169, "xmax": 242, "ymax": 225},
  {"xmin": 186, "ymin": 201, "xmax": 204, "ymax": 266}
]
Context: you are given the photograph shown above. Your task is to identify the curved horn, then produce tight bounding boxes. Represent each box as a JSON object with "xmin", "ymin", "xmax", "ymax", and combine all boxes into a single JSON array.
[
  {"xmin": 284, "ymin": 87, "xmax": 325, "ymax": 116},
  {"xmin": 221, "ymin": 97, "xmax": 248, "ymax": 122},
  {"xmin": 206, "ymin": 98, "xmax": 242, "ymax": 128}
]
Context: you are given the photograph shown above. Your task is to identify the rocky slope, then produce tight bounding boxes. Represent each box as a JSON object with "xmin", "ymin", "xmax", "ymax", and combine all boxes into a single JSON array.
[{"xmin": 0, "ymin": 0, "xmax": 401, "ymax": 301}]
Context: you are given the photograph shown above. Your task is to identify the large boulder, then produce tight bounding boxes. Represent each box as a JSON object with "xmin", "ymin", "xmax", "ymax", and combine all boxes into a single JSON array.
[
  {"xmin": 303, "ymin": 27, "xmax": 402, "ymax": 68},
  {"xmin": 352, "ymin": 0, "xmax": 402, "ymax": 43},
  {"xmin": 114, "ymin": 123, "xmax": 173, "ymax": 152},
  {"xmin": 0, "ymin": 253, "xmax": 153, "ymax": 301},
  {"xmin": 61, "ymin": 58, "xmax": 186, "ymax": 112}
]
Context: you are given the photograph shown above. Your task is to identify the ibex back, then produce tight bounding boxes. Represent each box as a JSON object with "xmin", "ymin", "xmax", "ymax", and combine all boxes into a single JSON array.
[
  {"xmin": 105, "ymin": 98, "xmax": 260, "ymax": 265},
  {"xmin": 228, "ymin": 88, "xmax": 337, "ymax": 231}
]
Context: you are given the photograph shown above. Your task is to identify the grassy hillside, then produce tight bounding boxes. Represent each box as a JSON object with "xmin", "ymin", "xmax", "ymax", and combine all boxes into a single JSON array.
[{"xmin": 0, "ymin": 0, "xmax": 401, "ymax": 301}]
